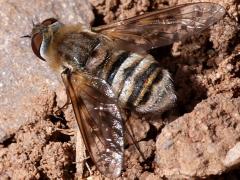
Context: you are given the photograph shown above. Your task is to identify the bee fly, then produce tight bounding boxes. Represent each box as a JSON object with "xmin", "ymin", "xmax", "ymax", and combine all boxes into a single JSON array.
[{"xmin": 23, "ymin": 2, "xmax": 225, "ymax": 178}]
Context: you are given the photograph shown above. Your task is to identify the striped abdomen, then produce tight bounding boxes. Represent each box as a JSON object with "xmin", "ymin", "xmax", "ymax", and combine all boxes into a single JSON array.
[
  {"xmin": 58, "ymin": 32, "xmax": 176, "ymax": 114},
  {"xmin": 98, "ymin": 51, "xmax": 176, "ymax": 114}
]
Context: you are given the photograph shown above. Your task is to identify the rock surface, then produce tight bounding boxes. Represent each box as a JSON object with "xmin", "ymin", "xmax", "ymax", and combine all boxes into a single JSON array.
[{"xmin": 155, "ymin": 93, "xmax": 240, "ymax": 178}]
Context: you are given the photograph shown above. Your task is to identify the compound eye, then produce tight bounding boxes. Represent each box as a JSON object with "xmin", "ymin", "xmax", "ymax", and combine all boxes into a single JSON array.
[
  {"xmin": 30, "ymin": 18, "xmax": 58, "ymax": 61},
  {"xmin": 31, "ymin": 32, "xmax": 45, "ymax": 61},
  {"xmin": 41, "ymin": 18, "xmax": 58, "ymax": 26}
]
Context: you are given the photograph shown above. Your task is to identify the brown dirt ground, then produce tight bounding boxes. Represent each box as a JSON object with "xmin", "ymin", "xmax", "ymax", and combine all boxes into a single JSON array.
[{"xmin": 1, "ymin": 0, "xmax": 240, "ymax": 179}]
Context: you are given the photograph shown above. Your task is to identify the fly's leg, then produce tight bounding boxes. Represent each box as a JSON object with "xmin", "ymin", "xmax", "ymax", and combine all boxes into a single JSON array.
[
  {"xmin": 124, "ymin": 110, "xmax": 146, "ymax": 161},
  {"xmin": 55, "ymin": 93, "xmax": 71, "ymax": 115},
  {"xmin": 76, "ymin": 130, "xmax": 92, "ymax": 178}
]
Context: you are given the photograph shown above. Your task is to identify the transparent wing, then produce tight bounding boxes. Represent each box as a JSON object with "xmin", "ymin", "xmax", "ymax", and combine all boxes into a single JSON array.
[
  {"xmin": 93, "ymin": 2, "xmax": 225, "ymax": 51},
  {"xmin": 62, "ymin": 70, "xmax": 124, "ymax": 178}
]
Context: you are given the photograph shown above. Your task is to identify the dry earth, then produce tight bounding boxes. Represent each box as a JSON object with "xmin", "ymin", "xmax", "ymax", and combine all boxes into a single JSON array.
[{"xmin": 0, "ymin": 0, "xmax": 240, "ymax": 179}]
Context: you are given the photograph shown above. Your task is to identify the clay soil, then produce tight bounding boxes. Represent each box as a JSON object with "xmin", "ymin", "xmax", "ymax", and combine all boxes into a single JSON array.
[{"xmin": 1, "ymin": 0, "xmax": 240, "ymax": 179}]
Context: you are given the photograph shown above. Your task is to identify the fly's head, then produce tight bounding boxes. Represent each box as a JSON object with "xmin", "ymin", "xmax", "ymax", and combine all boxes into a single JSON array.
[{"xmin": 23, "ymin": 18, "xmax": 63, "ymax": 61}]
